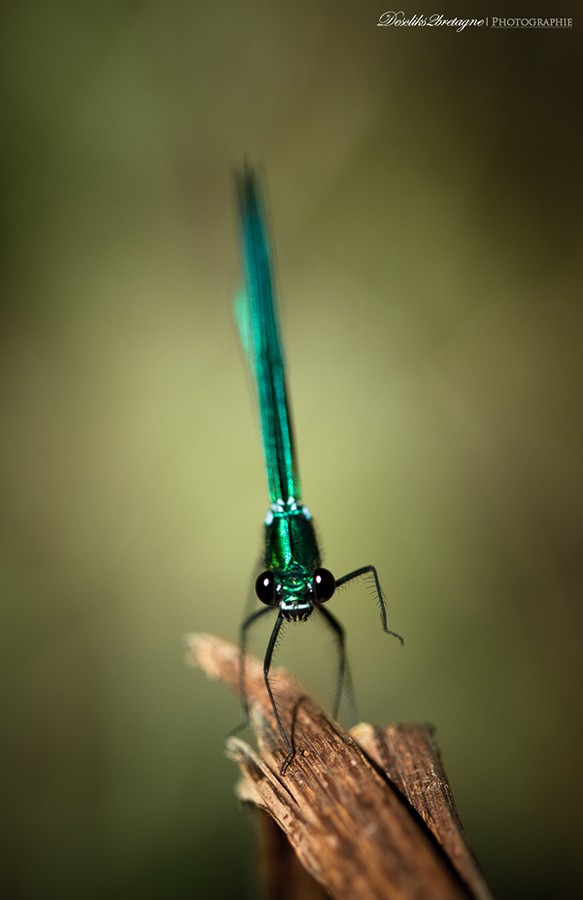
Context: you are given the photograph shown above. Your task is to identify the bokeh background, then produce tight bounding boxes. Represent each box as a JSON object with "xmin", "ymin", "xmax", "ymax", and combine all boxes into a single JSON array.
[{"xmin": 1, "ymin": 2, "xmax": 581, "ymax": 898}]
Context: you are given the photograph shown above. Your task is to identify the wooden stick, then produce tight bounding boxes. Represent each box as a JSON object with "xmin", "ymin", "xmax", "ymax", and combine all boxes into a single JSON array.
[
  {"xmin": 257, "ymin": 811, "xmax": 329, "ymax": 900},
  {"xmin": 352, "ymin": 724, "xmax": 493, "ymax": 900},
  {"xmin": 187, "ymin": 633, "xmax": 494, "ymax": 900}
]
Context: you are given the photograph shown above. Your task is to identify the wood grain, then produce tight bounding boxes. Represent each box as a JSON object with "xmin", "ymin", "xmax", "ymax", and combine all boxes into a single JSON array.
[{"xmin": 187, "ymin": 633, "xmax": 494, "ymax": 900}]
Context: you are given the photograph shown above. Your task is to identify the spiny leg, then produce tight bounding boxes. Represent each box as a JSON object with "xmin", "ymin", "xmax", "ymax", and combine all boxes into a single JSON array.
[
  {"xmin": 263, "ymin": 613, "xmax": 295, "ymax": 767},
  {"xmin": 335, "ymin": 564, "xmax": 404, "ymax": 645},
  {"xmin": 230, "ymin": 605, "xmax": 275, "ymax": 737},
  {"xmin": 318, "ymin": 605, "xmax": 356, "ymax": 724}
]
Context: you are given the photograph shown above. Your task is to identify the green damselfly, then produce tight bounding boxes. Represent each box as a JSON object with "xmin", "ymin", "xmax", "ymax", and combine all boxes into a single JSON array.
[{"xmin": 235, "ymin": 169, "xmax": 402, "ymax": 771}]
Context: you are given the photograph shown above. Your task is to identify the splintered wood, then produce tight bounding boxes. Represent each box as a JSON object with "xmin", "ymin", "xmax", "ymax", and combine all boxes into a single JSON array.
[{"xmin": 187, "ymin": 633, "xmax": 493, "ymax": 900}]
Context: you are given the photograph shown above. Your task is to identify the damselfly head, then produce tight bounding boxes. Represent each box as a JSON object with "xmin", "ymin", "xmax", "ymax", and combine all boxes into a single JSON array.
[{"xmin": 256, "ymin": 565, "xmax": 336, "ymax": 620}]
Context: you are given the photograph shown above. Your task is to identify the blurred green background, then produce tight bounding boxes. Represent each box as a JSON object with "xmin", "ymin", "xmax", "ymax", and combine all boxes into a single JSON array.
[{"xmin": 1, "ymin": 2, "xmax": 581, "ymax": 898}]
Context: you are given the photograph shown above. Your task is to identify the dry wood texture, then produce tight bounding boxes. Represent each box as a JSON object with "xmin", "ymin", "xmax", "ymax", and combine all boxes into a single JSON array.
[{"xmin": 187, "ymin": 633, "xmax": 494, "ymax": 900}]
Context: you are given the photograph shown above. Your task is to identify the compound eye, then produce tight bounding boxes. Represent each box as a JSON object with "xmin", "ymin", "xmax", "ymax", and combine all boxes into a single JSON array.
[
  {"xmin": 313, "ymin": 568, "xmax": 336, "ymax": 603},
  {"xmin": 255, "ymin": 571, "xmax": 277, "ymax": 605}
]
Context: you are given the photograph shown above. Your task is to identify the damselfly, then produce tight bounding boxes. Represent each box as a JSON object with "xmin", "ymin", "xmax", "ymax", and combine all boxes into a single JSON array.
[{"xmin": 235, "ymin": 169, "xmax": 402, "ymax": 771}]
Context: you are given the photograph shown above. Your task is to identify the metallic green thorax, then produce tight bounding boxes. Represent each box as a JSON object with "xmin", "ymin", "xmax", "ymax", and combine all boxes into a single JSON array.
[
  {"xmin": 237, "ymin": 171, "xmax": 321, "ymax": 599},
  {"xmin": 264, "ymin": 501, "xmax": 322, "ymax": 619},
  {"xmin": 264, "ymin": 503, "xmax": 320, "ymax": 571}
]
